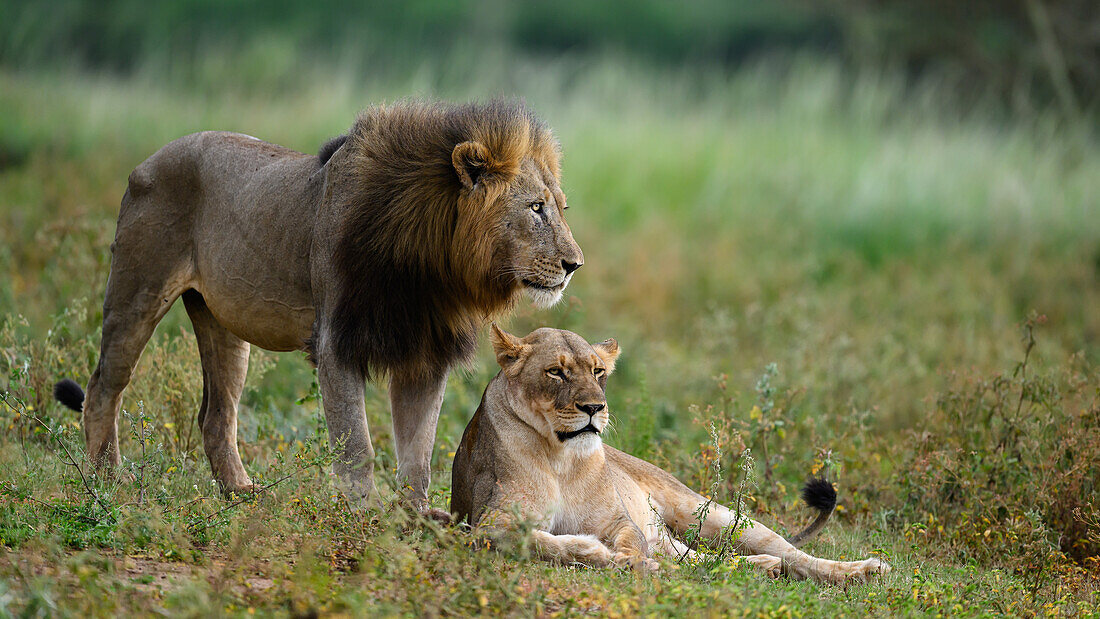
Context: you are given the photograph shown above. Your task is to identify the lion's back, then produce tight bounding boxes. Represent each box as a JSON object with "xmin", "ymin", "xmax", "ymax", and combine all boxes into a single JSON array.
[{"xmin": 112, "ymin": 131, "xmax": 322, "ymax": 351}]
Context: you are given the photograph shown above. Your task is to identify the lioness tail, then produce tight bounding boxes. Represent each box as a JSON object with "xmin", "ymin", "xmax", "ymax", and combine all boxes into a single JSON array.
[
  {"xmin": 53, "ymin": 379, "xmax": 85, "ymax": 412},
  {"xmin": 785, "ymin": 477, "xmax": 837, "ymax": 547}
]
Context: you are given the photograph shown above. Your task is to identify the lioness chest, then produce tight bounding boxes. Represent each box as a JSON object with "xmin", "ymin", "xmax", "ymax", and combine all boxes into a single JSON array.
[{"xmin": 540, "ymin": 452, "xmax": 652, "ymax": 537}]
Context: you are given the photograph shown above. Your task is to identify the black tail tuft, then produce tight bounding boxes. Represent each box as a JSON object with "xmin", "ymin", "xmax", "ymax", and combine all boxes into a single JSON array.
[
  {"xmin": 800, "ymin": 477, "xmax": 837, "ymax": 512},
  {"xmin": 53, "ymin": 379, "xmax": 85, "ymax": 412}
]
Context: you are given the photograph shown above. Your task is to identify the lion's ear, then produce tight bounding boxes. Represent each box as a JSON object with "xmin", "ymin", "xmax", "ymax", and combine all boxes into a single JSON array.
[
  {"xmin": 453, "ymin": 141, "xmax": 492, "ymax": 189},
  {"xmin": 592, "ymin": 338, "xmax": 621, "ymax": 374},
  {"xmin": 489, "ymin": 323, "xmax": 529, "ymax": 370}
]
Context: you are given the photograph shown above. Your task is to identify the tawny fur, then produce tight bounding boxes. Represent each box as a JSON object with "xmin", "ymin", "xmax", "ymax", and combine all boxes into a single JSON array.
[{"xmin": 451, "ymin": 326, "xmax": 892, "ymax": 585}]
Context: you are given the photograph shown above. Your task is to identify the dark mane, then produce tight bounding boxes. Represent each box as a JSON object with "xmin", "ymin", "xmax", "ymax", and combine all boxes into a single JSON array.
[{"xmin": 329, "ymin": 99, "xmax": 560, "ymax": 380}]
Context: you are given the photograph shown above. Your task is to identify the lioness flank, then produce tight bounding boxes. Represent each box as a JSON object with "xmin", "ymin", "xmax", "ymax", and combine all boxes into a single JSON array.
[
  {"xmin": 451, "ymin": 326, "xmax": 892, "ymax": 584},
  {"xmin": 53, "ymin": 100, "xmax": 582, "ymax": 517}
]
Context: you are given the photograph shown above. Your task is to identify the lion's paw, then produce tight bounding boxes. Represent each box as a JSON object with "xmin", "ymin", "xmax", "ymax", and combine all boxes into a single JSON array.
[
  {"xmin": 612, "ymin": 552, "xmax": 659, "ymax": 574},
  {"xmin": 570, "ymin": 536, "xmax": 614, "ymax": 566},
  {"xmin": 221, "ymin": 483, "xmax": 257, "ymax": 498},
  {"xmin": 743, "ymin": 554, "xmax": 783, "ymax": 579},
  {"xmin": 849, "ymin": 557, "xmax": 891, "ymax": 583},
  {"xmin": 419, "ymin": 508, "xmax": 452, "ymax": 525}
]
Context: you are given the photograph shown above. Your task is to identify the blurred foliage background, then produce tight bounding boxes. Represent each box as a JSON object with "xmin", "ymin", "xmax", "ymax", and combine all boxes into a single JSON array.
[{"xmin": 3, "ymin": 0, "xmax": 1099, "ymax": 116}]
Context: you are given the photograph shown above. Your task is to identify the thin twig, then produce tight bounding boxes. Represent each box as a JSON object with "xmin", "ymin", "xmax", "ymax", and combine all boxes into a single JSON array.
[
  {"xmin": 188, "ymin": 473, "xmax": 294, "ymax": 531},
  {"xmin": 0, "ymin": 481, "xmax": 100, "ymax": 524},
  {"xmin": 136, "ymin": 402, "xmax": 147, "ymax": 506},
  {"xmin": 1, "ymin": 392, "xmax": 115, "ymax": 521},
  {"xmin": 32, "ymin": 413, "xmax": 114, "ymax": 518}
]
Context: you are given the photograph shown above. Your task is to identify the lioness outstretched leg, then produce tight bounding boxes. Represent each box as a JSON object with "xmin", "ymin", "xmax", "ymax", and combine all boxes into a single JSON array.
[
  {"xmin": 626, "ymin": 452, "xmax": 889, "ymax": 585},
  {"xmin": 651, "ymin": 524, "xmax": 781, "ymax": 578},
  {"xmin": 691, "ymin": 502, "xmax": 890, "ymax": 585},
  {"xmin": 183, "ymin": 290, "xmax": 253, "ymax": 494}
]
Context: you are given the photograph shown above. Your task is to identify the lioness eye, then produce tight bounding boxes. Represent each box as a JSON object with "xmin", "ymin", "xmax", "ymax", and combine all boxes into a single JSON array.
[
  {"xmin": 547, "ymin": 368, "xmax": 565, "ymax": 379},
  {"xmin": 593, "ymin": 368, "xmax": 605, "ymax": 377},
  {"xmin": 530, "ymin": 201, "xmax": 544, "ymax": 213}
]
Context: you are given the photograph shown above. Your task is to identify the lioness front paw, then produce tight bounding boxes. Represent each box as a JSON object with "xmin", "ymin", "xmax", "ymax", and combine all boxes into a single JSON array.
[
  {"xmin": 815, "ymin": 557, "xmax": 892, "ymax": 585},
  {"xmin": 742, "ymin": 554, "xmax": 782, "ymax": 579},
  {"xmin": 848, "ymin": 557, "xmax": 891, "ymax": 584},
  {"xmin": 574, "ymin": 537, "xmax": 614, "ymax": 566},
  {"xmin": 612, "ymin": 552, "xmax": 659, "ymax": 574}
]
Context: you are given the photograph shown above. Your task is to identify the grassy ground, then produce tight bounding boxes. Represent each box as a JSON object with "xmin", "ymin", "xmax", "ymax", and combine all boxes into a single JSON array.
[{"xmin": 1, "ymin": 55, "xmax": 1098, "ymax": 616}]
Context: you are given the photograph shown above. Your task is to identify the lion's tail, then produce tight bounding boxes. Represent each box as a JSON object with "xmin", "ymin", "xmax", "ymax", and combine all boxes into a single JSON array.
[
  {"xmin": 53, "ymin": 379, "xmax": 85, "ymax": 412},
  {"xmin": 785, "ymin": 477, "xmax": 837, "ymax": 548}
]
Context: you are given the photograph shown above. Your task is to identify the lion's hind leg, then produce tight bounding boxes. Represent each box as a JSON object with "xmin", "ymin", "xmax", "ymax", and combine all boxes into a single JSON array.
[
  {"xmin": 649, "ymin": 520, "xmax": 780, "ymax": 578},
  {"xmin": 83, "ymin": 293, "xmax": 177, "ymax": 468},
  {"xmin": 81, "ymin": 227, "xmax": 192, "ymax": 467},
  {"xmin": 183, "ymin": 290, "xmax": 253, "ymax": 494},
  {"xmin": 732, "ymin": 519, "xmax": 891, "ymax": 585},
  {"xmin": 659, "ymin": 494, "xmax": 889, "ymax": 585}
]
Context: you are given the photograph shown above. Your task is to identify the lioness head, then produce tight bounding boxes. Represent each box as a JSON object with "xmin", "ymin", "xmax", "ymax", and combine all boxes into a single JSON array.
[
  {"xmin": 489, "ymin": 325, "xmax": 620, "ymax": 453},
  {"xmin": 453, "ymin": 143, "xmax": 583, "ymax": 308}
]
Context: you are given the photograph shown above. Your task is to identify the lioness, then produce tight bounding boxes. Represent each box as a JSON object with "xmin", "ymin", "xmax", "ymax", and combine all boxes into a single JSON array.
[
  {"xmin": 53, "ymin": 100, "xmax": 582, "ymax": 514},
  {"xmin": 451, "ymin": 326, "xmax": 891, "ymax": 584}
]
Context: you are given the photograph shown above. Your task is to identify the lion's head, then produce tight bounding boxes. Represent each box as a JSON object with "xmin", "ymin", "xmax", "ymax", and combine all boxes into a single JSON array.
[
  {"xmin": 329, "ymin": 100, "xmax": 583, "ymax": 379},
  {"xmin": 489, "ymin": 325, "xmax": 620, "ymax": 454},
  {"xmin": 454, "ymin": 147, "xmax": 583, "ymax": 308}
]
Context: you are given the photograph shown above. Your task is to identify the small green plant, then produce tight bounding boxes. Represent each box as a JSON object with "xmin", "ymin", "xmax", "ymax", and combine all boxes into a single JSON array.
[{"xmin": 892, "ymin": 313, "xmax": 1100, "ymax": 582}]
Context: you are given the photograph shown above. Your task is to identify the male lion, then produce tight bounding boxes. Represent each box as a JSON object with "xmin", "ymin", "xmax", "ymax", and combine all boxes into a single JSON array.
[
  {"xmin": 53, "ymin": 100, "xmax": 582, "ymax": 514},
  {"xmin": 451, "ymin": 326, "xmax": 892, "ymax": 584}
]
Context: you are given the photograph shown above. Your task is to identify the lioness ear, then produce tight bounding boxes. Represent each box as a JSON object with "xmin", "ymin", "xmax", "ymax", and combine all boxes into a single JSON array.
[
  {"xmin": 453, "ymin": 140, "xmax": 492, "ymax": 189},
  {"xmin": 489, "ymin": 323, "xmax": 528, "ymax": 370},
  {"xmin": 592, "ymin": 338, "xmax": 621, "ymax": 374}
]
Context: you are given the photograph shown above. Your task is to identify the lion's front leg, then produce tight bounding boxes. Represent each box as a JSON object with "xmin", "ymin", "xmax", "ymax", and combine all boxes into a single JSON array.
[
  {"xmin": 605, "ymin": 516, "xmax": 659, "ymax": 573},
  {"xmin": 315, "ymin": 340, "xmax": 375, "ymax": 501},
  {"xmin": 532, "ymin": 530, "xmax": 618, "ymax": 567},
  {"xmin": 389, "ymin": 369, "xmax": 448, "ymax": 521},
  {"xmin": 476, "ymin": 509, "xmax": 615, "ymax": 567}
]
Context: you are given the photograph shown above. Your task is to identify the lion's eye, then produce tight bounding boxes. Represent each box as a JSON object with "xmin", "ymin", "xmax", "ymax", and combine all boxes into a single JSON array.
[
  {"xmin": 593, "ymin": 367, "xmax": 605, "ymax": 378},
  {"xmin": 546, "ymin": 368, "xmax": 565, "ymax": 379},
  {"xmin": 530, "ymin": 201, "xmax": 544, "ymax": 213}
]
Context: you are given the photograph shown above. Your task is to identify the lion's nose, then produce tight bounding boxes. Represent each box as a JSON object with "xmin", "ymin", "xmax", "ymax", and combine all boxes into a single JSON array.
[
  {"xmin": 562, "ymin": 260, "xmax": 582, "ymax": 275},
  {"xmin": 577, "ymin": 403, "xmax": 605, "ymax": 416}
]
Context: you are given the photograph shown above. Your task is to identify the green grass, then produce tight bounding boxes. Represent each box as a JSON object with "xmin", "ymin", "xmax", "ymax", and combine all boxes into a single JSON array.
[{"xmin": 1, "ymin": 54, "xmax": 1098, "ymax": 616}]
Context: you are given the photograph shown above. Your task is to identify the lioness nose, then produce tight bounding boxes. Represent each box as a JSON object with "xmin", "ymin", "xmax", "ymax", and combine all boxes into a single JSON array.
[
  {"xmin": 577, "ymin": 403, "xmax": 605, "ymax": 416},
  {"xmin": 562, "ymin": 260, "xmax": 582, "ymax": 275}
]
